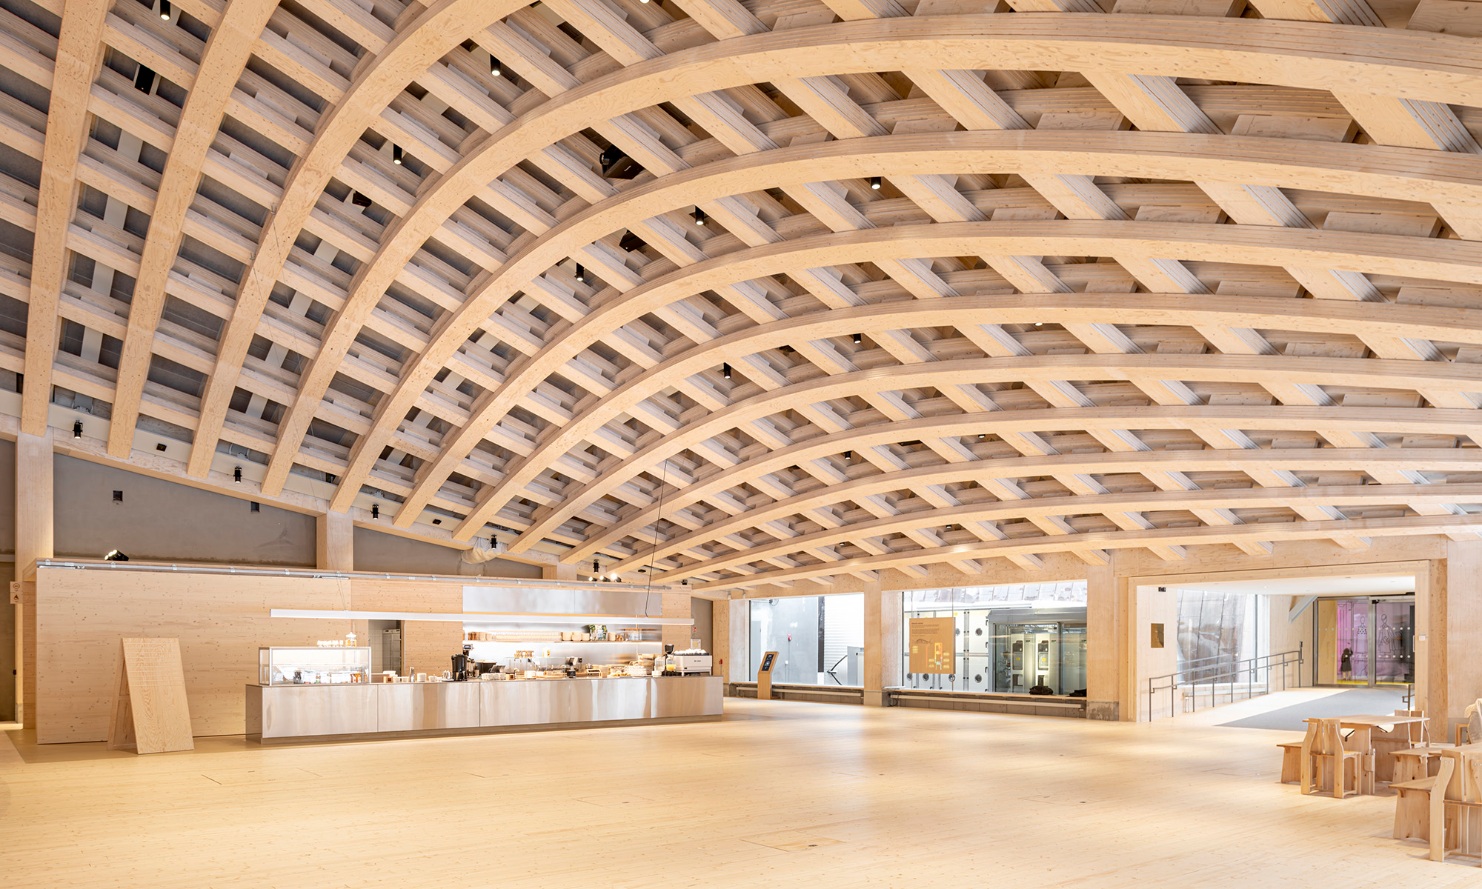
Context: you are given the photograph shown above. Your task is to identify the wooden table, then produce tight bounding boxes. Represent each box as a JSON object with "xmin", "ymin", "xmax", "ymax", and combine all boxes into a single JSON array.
[{"xmin": 1304, "ymin": 714, "xmax": 1429, "ymax": 794}]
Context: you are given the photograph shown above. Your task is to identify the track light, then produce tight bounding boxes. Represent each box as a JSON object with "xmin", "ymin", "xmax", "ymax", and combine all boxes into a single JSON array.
[
  {"xmin": 73, "ymin": 420, "xmax": 83, "ymax": 439},
  {"xmin": 392, "ymin": 144, "xmax": 403, "ymax": 165},
  {"xmin": 574, "ymin": 263, "xmax": 585, "ymax": 283},
  {"xmin": 843, "ymin": 450, "xmax": 852, "ymax": 459},
  {"xmin": 593, "ymin": 559, "xmax": 600, "ymax": 576},
  {"xmin": 490, "ymin": 535, "xmax": 498, "ymax": 549},
  {"xmin": 104, "ymin": 549, "xmax": 129, "ymax": 562},
  {"xmin": 233, "ymin": 466, "xmax": 242, "ymax": 484},
  {"xmin": 722, "ymin": 362, "xmax": 731, "ymax": 380},
  {"xmin": 853, "ymin": 333, "xmax": 862, "ymax": 345},
  {"xmin": 693, "ymin": 207, "xmax": 706, "ymax": 226},
  {"xmin": 490, "ymin": 56, "xmax": 502, "ymax": 77},
  {"xmin": 159, "ymin": 0, "xmax": 170, "ymax": 19},
  {"xmin": 869, "ymin": 176, "xmax": 881, "ymax": 190},
  {"xmin": 371, "ymin": 504, "xmax": 380, "ymax": 520}
]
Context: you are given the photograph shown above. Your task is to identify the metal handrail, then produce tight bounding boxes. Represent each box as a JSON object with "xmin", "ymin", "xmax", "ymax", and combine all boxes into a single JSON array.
[{"xmin": 1146, "ymin": 644, "xmax": 1305, "ymax": 721}]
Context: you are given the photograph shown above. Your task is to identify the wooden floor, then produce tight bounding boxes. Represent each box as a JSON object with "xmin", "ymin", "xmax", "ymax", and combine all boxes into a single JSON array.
[{"xmin": 2, "ymin": 695, "xmax": 1477, "ymax": 888}]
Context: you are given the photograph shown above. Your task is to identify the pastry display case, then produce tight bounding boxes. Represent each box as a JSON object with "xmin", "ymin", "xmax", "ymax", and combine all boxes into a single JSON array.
[{"xmin": 258, "ymin": 646, "xmax": 372, "ymax": 686}]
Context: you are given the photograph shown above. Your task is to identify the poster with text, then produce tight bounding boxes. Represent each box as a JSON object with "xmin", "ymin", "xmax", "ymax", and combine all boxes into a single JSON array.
[{"xmin": 909, "ymin": 616, "xmax": 957, "ymax": 674}]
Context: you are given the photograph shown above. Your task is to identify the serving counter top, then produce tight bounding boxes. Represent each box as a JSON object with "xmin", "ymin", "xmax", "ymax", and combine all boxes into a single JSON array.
[{"xmin": 246, "ymin": 674, "xmax": 722, "ymax": 742}]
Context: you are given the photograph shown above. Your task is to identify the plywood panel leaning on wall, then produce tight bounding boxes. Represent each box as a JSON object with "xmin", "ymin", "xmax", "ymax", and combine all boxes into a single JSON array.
[
  {"xmin": 35, "ymin": 566, "xmax": 353, "ymax": 743},
  {"xmin": 108, "ymin": 637, "xmax": 193, "ymax": 754}
]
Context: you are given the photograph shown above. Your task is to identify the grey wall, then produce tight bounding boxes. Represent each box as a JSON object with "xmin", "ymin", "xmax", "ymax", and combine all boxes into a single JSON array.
[
  {"xmin": 353, "ymin": 525, "xmax": 543, "ymax": 578},
  {"xmin": 691, "ymin": 597, "xmax": 713, "ymax": 652},
  {"xmin": 54, "ymin": 455, "xmax": 316, "ymax": 566}
]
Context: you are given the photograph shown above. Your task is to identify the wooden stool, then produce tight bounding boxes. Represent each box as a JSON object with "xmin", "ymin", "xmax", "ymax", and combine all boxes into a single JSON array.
[{"xmin": 1277, "ymin": 741, "xmax": 1304, "ymax": 784}]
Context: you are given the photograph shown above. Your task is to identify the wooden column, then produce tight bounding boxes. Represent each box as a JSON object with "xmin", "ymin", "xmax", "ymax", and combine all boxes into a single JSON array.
[
  {"xmin": 711, "ymin": 598, "xmax": 731, "ymax": 684},
  {"xmin": 661, "ymin": 591, "xmax": 692, "ymax": 648},
  {"xmin": 15, "ymin": 430, "xmax": 53, "ymax": 729},
  {"xmin": 1084, "ymin": 559, "xmax": 1121, "ymax": 721},
  {"xmin": 729, "ymin": 595, "xmax": 749, "ymax": 682},
  {"xmin": 315, "ymin": 512, "xmax": 353, "ymax": 572},
  {"xmin": 863, "ymin": 584, "xmax": 901, "ymax": 706},
  {"xmin": 863, "ymin": 584, "xmax": 883, "ymax": 705},
  {"xmin": 1442, "ymin": 542, "xmax": 1482, "ymax": 732}
]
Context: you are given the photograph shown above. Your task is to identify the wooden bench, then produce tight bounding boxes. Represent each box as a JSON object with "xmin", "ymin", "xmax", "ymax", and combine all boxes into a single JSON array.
[{"xmin": 1393, "ymin": 755, "xmax": 1456, "ymax": 862}]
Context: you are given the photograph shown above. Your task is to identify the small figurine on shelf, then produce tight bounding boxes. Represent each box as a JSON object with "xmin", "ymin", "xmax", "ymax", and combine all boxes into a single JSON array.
[{"xmin": 346, "ymin": 632, "xmax": 357, "ymax": 647}]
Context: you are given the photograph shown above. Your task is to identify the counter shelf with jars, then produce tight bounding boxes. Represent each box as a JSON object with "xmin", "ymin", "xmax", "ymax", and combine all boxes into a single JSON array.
[
  {"xmin": 462, "ymin": 616, "xmax": 668, "ymax": 676},
  {"xmin": 259, "ymin": 646, "xmax": 372, "ymax": 686}
]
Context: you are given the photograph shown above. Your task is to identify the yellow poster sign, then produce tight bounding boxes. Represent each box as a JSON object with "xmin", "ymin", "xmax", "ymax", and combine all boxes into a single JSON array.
[{"xmin": 908, "ymin": 617, "xmax": 956, "ymax": 674}]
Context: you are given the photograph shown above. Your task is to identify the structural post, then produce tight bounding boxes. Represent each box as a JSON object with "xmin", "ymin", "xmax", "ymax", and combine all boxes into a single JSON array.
[
  {"xmin": 15, "ymin": 430, "xmax": 54, "ymax": 729},
  {"xmin": 1442, "ymin": 541, "xmax": 1482, "ymax": 734},
  {"xmin": 315, "ymin": 512, "xmax": 353, "ymax": 572},
  {"xmin": 662, "ymin": 591, "xmax": 692, "ymax": 648},
  {"xmin": 1084, "ymin": 559, "xmax": 1121, "ymax": 721}
]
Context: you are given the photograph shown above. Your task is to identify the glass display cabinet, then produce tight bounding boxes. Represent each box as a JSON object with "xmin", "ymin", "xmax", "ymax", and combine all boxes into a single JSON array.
[{"xmin": 258, "ymin": 646, "xmax": 372, "ymax": 685}]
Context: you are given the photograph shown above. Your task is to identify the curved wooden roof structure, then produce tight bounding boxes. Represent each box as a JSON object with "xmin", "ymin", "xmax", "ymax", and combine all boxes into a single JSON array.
[{"xmin": 6, "ymin": 0, "xmax": 1482, "ymax": 591}]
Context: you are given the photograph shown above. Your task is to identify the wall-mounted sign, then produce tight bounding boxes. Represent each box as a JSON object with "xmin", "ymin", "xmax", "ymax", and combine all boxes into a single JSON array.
[{"xmin": 909, "ymin": 617, "xmax": 956, "ymax": 674}]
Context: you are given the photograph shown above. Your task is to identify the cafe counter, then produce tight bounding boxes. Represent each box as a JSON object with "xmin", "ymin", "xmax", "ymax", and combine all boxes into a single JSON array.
[{"xmin": 246, "ymin": 675, "xmax": 723, "ymax": 743}]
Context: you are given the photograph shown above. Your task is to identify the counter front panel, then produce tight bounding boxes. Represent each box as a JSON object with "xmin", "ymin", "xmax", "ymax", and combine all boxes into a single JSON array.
[{"xmin": 248, "ymin": 675, "xmax": 721, "ymax": 741}]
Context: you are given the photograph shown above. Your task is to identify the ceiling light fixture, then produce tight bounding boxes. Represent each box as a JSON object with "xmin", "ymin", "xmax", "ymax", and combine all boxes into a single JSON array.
[
  {"xmin": 869, "ymin": 176, "xmax": 881, "ymax": 190},
  {"xmin": 233, "ymin": 466, "xmax": 243, "ymax": 484},
  {"xmin": 159, "ymin": 0, "xmax": 170, "ymax": 19},
  {"xmin": 722, "ymin": 362, "xmax": 732, "ymax": 380},
  {"xmin": 73, "ymin": 420, "xmax": 83, "ymax": 439},
  {"xmin": 843, "ymin": 450, "xmax": 852, "ymax": 459},
  {"xmin": 853, "ymin": 333, "xmax": 862, "ymax": 345},
  {"xmin": 371, "ymin": 504, "xmax": 380, "ymax": 520},
  {"xmin": 392, "ymin": 145, "xmax": 403, "ymax": 165},
  {"xmin": 490, "ymin": 56, "xmax": 502, "ymax": 77},
  {"xmin": 693, "ymin": 207, "xmax": 706, "ymax": 226},
  {"xmin": 133, "ymin": 65, "xmax": 156, "ymax": 93},
  {"xmin": 490, "ymin": 535, "xmax": 498, "ymax": 549},
  {"xmin": 574, "ymin": 263, "xmax": 585, "ymax": 283},
  {"xmin": 104, "ymin": 549, "xmax": 129, "ymax": 562}
]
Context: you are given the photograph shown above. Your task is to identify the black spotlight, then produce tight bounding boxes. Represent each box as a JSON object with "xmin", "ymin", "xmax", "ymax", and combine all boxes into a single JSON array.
[
  {"xmin": 104, "ymin": 549, "xmax": 129, "ymax": 562},
  {"xmin": 490, "ymin": 535, "xmax": 498, "ymax": 549},
  {"xmin": 392, "ymin": 144, "xmax": 403, "ymax": 165},
  {"xmin": 490, "ymin": 56, "xmax": 502, "ymax": 77},
  {"xmin": 853, "ymin": 333, "xmax": 862, "ymax": 344},
  {"xmin": 133, "ymin": 65, "xmax": 156, "ymax": 93},
  {"xmin": 159, "ymin": 0, "xmax": 170, "ymax": 19},
  {"xmin": 692, "ymin": 207, "xmax": 706, "ymax": 226},
  {"xmin": 722, "ymin": 363, "xmax": 732, "ymax": 380},
  {"xmin": 574, "ymin": 263, "xmax": 585, "ymax": 283},
  {"xmin": 869, "ymin": 176, "xmax": 881, "ymax": 190},
  {"xmin": 233, "ymin": 466, "xmax": 242, "ymax": 484},
  {"xmin": 73, "ymin": 420, "xmax": 83, "ymax": 439},
  {"xmin": 371, "ymin": 504, "xmax": 380, "ymax": 520}
]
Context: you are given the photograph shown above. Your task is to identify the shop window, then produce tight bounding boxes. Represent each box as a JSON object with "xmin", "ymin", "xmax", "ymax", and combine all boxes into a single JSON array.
[
  {"xmin": 900, "ymin": 581, "xmax": 1088, "ymax": 696},
  {"xmin": 748, "ymin": 594, "xmax": 864, "ymax": 686}
]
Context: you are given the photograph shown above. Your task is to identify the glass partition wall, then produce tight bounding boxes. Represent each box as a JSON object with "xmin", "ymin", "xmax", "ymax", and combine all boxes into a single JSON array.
[
  {"xmin": 900, "ymin": 581, "xmax": 1089, "ymax": 695},
  {"xmin": 749, "ymin": 594, "xmax": 865, "ymax": 686}
]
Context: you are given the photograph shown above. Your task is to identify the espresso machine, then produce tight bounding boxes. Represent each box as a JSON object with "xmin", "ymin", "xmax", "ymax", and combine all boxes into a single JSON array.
[{"xmin": 451, "ymin": 652, "xmax": 470, "ymax": 681}]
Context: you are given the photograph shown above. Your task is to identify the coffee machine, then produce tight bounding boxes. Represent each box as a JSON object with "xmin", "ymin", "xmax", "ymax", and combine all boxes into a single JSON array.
[{"xmin": 451, "ymin": 652, "xmax": 470, "ymax": 682}]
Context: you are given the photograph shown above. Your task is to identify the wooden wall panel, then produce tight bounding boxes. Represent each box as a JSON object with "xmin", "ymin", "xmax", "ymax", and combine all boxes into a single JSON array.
[
  {"xmin": 35, "ymin": 568, "xmax": 352, "ymax": 743},
  {"xmin": 348, "ymin": 578, "xmax": 462, "ymax": 678}
]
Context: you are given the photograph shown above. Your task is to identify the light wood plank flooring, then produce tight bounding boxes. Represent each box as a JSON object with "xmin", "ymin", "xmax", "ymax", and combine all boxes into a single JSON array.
[{"xmin": 1, "ymin": 696, "xmax": 1476, "ymax": 887}]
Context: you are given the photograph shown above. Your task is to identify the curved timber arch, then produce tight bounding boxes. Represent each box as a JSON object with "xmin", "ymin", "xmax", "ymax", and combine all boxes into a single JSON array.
[
  {"xmin": 657, "ymin": 482, "xmax": 1482, "ymax": 583},
  {"xmin": 316, "ymin": 128, "xmax": 1482, "ymax": 515},
  {"xmin": 254, "ymin": 15, "xmax": 1482, "ymax": 502},
  {"xmin": 600, "ymin": 449, "xmax": 1482, "ymax": 573},
  {"xmin": 506, "ymin": 353, "xmax": 1482, "ymax": 554},
  {"xmin": 694, "ymin": 513, "xmax": 1482, "ymax": 591}
]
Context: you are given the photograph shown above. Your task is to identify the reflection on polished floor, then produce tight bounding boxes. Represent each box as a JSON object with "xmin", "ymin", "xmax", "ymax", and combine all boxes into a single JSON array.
[{"xmin": 1, "ymin": 697, "xmax": 1475, "ymax": 888}]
